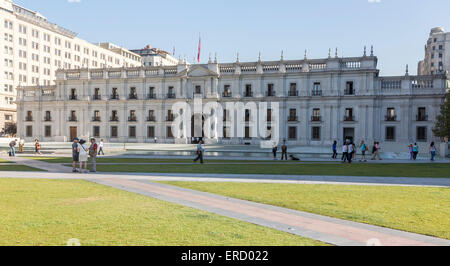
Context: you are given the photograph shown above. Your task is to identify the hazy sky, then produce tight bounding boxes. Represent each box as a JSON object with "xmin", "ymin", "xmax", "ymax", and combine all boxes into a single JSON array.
[{"xmin": 13, "ymin": 0, "xmax": 450, "ymax": 75}]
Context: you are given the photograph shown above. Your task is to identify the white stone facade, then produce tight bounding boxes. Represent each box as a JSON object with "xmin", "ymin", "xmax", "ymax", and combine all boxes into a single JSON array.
[
  {"xmin": 16, "ymin": 54, "xmax": 448, "ymax": 153},
  {"xmin": 0, "ymin": 0, "xmax": 142, "ymax": 131}
]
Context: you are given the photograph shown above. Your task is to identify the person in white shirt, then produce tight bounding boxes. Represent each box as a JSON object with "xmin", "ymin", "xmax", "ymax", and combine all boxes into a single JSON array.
[
  {"xmin": 77, "ymin": 139, "xmax": 89, "ymax": 174},
  {"xmin": 342, "ymin": 143, "xmax": 348, "ymax": 163},
  {"xmin": 98, "ymin": 139, "xmax": 105, "ymax": 156}
]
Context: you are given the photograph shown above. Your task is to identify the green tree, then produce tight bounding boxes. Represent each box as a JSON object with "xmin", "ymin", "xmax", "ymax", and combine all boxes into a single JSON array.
[{"xmin": 433, "ymin": 92, "xmax": 450, "ymax": 139}]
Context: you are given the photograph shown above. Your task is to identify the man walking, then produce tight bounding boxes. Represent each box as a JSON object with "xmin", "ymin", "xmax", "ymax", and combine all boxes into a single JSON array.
[
  {"xmin": 9, "ymin": 139, "xmax": 17, "ymax": 157},
  {"xmin": 194, "ymin": 141, "xmax": 204, "ymax": 164},
  {"xmin": 89, "ymin": 138, "xmax": 98, "ymax": 173},
  {"xmin": 98, "ymin": 139, "xmax": 105, "ymax": 156},
  {"xmin": 72, "ymin": 138, "xmax": 80, "ymax": 173},
  {"xmin": 281, "ymin": 140, "xmax": 288, "ymax": 161},
  {"xmin": 18, "ymin": 137, "xmax": 25, "ymax": 153}
]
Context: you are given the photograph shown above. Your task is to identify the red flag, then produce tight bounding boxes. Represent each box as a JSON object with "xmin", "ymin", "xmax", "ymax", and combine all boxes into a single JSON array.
[{"xmin": 197, "ymin": 37, "xmax": 201, "ymax": 63}]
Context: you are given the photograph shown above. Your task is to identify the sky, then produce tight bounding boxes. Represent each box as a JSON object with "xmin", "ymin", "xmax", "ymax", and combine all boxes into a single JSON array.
[{"xmin": 13, "ymin": 0, "xmax": 450, "ymax": 76}]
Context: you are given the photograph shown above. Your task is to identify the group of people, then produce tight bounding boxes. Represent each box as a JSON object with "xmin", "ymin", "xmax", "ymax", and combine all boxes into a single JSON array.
[
  {"xmin": 333, "ymin": 140, "xmax": 381, "ymax": 164},
  {"xmin": 8, "ymin": 138, "xmax": 41, "ymax": 157},
  {"xmin": 72, "ymin": 138, "xmax": 104, "ymax": 173},
  {"xmin": 408, "ymin": 142, "xmax": 437, "ymax": 161},
  {"xmin": 272, "ymin": 140, "xmax": 300, "ymax": 161}
]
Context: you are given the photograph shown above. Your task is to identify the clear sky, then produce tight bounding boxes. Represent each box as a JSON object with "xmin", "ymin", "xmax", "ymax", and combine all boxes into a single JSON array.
[{"xmin": 13, "ymin": 0, "xmax": 450, "ymax": 76}]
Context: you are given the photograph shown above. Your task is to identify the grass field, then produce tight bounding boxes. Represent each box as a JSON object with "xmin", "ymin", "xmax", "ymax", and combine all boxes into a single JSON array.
[
  {"xmin": 0, "ymin": 178, "xmax": 325, "ymax": 246},
  {"xmin": 160, "ymin": 182, "xmax": 450, "ymax": 239},
  {"xmin": 0, "ymin": 165, "xmax": 43, "ymax": 171},
  {"xmin": 59, "ymin": 162, "xmax": 450, "ymax": 178}
]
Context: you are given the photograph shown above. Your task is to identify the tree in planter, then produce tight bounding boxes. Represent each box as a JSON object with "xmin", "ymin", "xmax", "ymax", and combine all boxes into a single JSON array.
[
  {"xmin": 5, "ymin": 123, "xmax": 16, "ymax": 137},
  {"xmin": 433, "ymin": 92, "xmax": 450, "ymax": 141}
]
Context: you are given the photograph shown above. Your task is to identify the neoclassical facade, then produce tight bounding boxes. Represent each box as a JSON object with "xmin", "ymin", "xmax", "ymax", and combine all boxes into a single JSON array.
[{"xmin": 16, "ymin": 53, "xmax": 448, "ymax": 152}]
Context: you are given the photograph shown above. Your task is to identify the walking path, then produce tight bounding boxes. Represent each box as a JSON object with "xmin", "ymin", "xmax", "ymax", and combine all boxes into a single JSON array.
[{"xmin": 2, "ymin": 156, "xmax": 450, "ymax": 246}]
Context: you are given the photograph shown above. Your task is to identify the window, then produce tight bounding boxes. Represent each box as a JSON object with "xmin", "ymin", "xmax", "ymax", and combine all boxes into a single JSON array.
[
  {"xmin": 312, "ymin": 109, "xmax": 321, "ymax": 121},
  {"xmin": 45, "ymin": 126, "xmax": 51, "ymax": 138},
  {"xmin": 111, "ymin": 126, "xmax": 118, "ymax": 138},
  {"xmin": 223, "ymin": 85, "xmax": 231, "ymax": 97},
  {"xmin": 312, "ymin": 82, "xmax": 322, "ymax": 96},
  {"xmin": 385, "ymin": 127, "xmax": 395, "ymax": 141},
  {"xmin": 267, "ymin": 84, "xmax": 275, "ymax": 97},
  {"xmin": 45, "ymin": 111, "xmax": 51, "ymax": 121},
  {"xmin": 417, "ymin": 127, "xmax": 427, "ymax": 142},
  {"xmin": 111, "ymin": 88, "xmax": 119, "ymax": 99},
  {"xmin": 289, "ymin": 83, "xmax": 298, "ymax": 96},
  {"xmin": 93, "ymin": 126, "xmax": 100, "ymax": 137},
  {"xmin": 386, "ymin": 108, "xmax": 396, "ymax": 121},
  {"xmin": 129, "ymin": 87, "xmax": 137, "ymax": 99},
  {"xmin": 344, "ymin": 108, "xmax": 354, "ymax": 121},
  {"xmin": 26, "ymin": 111, "xmax": 33, "ymax": 121},
  {"xmin": 70, "ymin": 88, "xmax": 77, "ymax": 100},
  {"xmin": 147, "ymin": 110, "xmax": 155, "ymax": 121},
  {"xmin": 147, "ymin": 126, "xmax": 155, "ymax": 138},
  {"xmin": 289, "ymin": 127, "xmax": 297, "ymax": 140},
  {"xmin": 245, "ymin": 84, "xmax": 252, "ymax": 97},
  {"xmin": 417, "ymin": 107, "xmax": 427, "ymax": 121},
  {"xmin": 148, "ymin": 87, "xmax": 155, "ymax": 99},
  {"xmin": 167, "ymin": 126, "xmax": 174, "ymax": 138},
  {"xmin": 267, "ymin": 109, "xmax": 272, "ymax": 122},
  {"xmin": 167, "ymin": 86, "xmax": 175, "ymax": 98},
  {"xmin": 129, "ymin": 110, "xmax": 136, "ymax": 121},
  {"xmin": 129, "ymin": 126, "xmax": 136, "ymax": 138},
  {"xmin": 195, "ymin": 85, "xmax": 202, "ymax": 94},
  {"xmin": 167, "ymin": 110, "xmax": 174, "ymax": 121},
  {"xmin": 345, "ymin": 81, "xmax": 354, "ymax": 95},
  {"xmin": 245, "ymin": 126, "xmax": 251, "ymax": 139},
  {"xmin": 288, "ymin": 109, "xmax": 297, "ymax": 122},
  {"xmin": 223, "ymin": 127, "xmax": 230, "ymax": 139},
  {"xmin": 311, "ymin": 127, "xmax": 321, "ymax": 140},
  {"xmin": 26, "ymin": 126, "xmax": 33, "ymax": 137},
  {"xmin": 111, "ymin": 110, "xmax": 118, "ymax": 121},
  {"xmin": 245, "ymin": 109, "xmax": 251, "ymax": 122}
]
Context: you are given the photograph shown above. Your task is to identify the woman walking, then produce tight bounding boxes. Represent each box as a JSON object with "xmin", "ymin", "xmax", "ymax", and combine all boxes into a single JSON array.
[
  {"xmin": 360, "ymin": 140, "xmax": 368, "ymax": 162},
  {"xmin": 408, "ymin": 144, "xmax": 414, "ymax": 160},
  {"xmin": 77, "ymin": 139, "xmax": 89, "ymax": 173},
  {"xmin": 272, "ymin": 143, "xmax": 278, "ymax": 160},
  {"xmin": 34, "ymin": 139, "xmax": 42, "ymax": 155},
  {"xmin": 429, "ymin": 142, "xmax": 436, "ymax": 161},
  {"xmin": 412, "ymin": 143, "xmax": 419, "ymax": 160}
]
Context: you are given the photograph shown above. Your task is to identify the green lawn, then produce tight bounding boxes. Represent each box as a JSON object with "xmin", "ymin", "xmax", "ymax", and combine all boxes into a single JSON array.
[
  {"xmin": 0, "ymin": 165, "xmax": 43, "ymax": 172},
  {"xmin": 160, "ymin": 182, "xmax": 450, "ymax": 240},
  {"xmin": 0, "ymin": 158, "xmax": 14, "ymax": 163},
  {"xmin": 65, "ymin": 162, "xmax": 450, "ymax": 178},
  {"xmin": 0, "ymin": 178, "xmax": 324, "ymax": 246}
]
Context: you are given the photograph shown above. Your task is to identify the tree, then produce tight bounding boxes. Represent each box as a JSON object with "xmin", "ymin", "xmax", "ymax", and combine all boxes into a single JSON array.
[
  {"xmin": 433, "ymin": 92, "xmax": 450, "ymax": 140},
  {"xmin": 5, "ymin": 123, "xmax": 16, "ymax": 137}
]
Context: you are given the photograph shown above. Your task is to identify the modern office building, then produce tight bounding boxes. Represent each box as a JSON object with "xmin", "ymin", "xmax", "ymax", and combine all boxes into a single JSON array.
[
  {"xmin": 16, "ymin": 50, "xmax": 448, "ymax": 152},
  {"xmin": 0, "ymin": 0, "xmax": 143, "ymax": 132}
]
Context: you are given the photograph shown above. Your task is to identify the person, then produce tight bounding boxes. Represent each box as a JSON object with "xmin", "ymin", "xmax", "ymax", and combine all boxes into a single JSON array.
[
  {"xmin": 408, "ymin": 144, "xmax": 414, "ymax": 160},
  {"xmin": 272, "ymin": 143, "xmax": 278, "ymax": 160},
  {"xmin": 194, "ymin": 141, "xmax": 204, "ymax": 164},
  {"xmin": 9, "ymin": 139, "xmax": 17, "ymax": 157},
  {"xmin": 371, "ymin": 142, "xmax": 382, "ymax": 160},
  {"xmin": 351, "ymin": 142, "xmax": 357, "ymax": 160},
  {"xmin": 77, "ymin": 139, "xmax": 89, "ymax": 173},
  {"xmin": 89, "ymin": 138, "xmax": 98, "ymax": 173},
  {"xmin": 360, "ymin": 140, "xmax": 368, "ymax": 162},
  {"xmin": 34, "ymin": 139, "xmax": 42, "ymax": 155},
  {"xmin": 72, "ymin": 138, "xmax": 80, "ymax": 172},
  {"xmin": 289, "ymin": 154, "xmax": 300, "ymax": 161},
  {"xmin": 18, "ymin": 137, "xmax": 25, "ymax": 153},
  {"xmin": 332, "ymin": 141, "xmax": 338, "ymax": 159},
  {"xmin": 342, "ymin": 142, "xmax": 348, "ymax": 163},
  {"xmin": 281, "ymin": 140, "xmax": 288, "ymax": 161},
  {"xmin": 413, "ymin": 143, "xmax": 419, "ymax": 161},
  {"xmin": 346, "ymin": 140, "xmax": 353, "ymax": 164},
  {"xmin": 98, "ymin": 139, "xmax": 105, "ymax": 156},
  {"xmin": 429, "ymin": 142, "xmax": 436, "ymax": 161}
]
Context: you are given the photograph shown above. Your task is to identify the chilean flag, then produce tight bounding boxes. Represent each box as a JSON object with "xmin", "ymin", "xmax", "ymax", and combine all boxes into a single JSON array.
[{"xmin": 197, "ymin": 37, "xmax": 201, "ymax": 63}]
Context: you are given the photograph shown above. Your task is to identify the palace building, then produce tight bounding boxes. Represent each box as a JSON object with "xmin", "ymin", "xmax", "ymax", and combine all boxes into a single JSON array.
[{"xmin": 16, "ymin": 49, "xmax": 448, "ymax": 152}]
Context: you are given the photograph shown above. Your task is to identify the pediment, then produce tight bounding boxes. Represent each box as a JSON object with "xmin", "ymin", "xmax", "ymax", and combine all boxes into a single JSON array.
[{"xmin": 186, "ymin": 65, "xmax": 218, "ymax": 77}]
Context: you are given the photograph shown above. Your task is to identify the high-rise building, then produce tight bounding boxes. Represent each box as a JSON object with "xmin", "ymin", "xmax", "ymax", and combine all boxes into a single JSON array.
[
  {"xmin": 0, "ymin": 0, "xmax": 143, "ymax": 133},
  {"xmin": 418, "ymin": 27, "xmax": 450, "ymax": 75}
]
